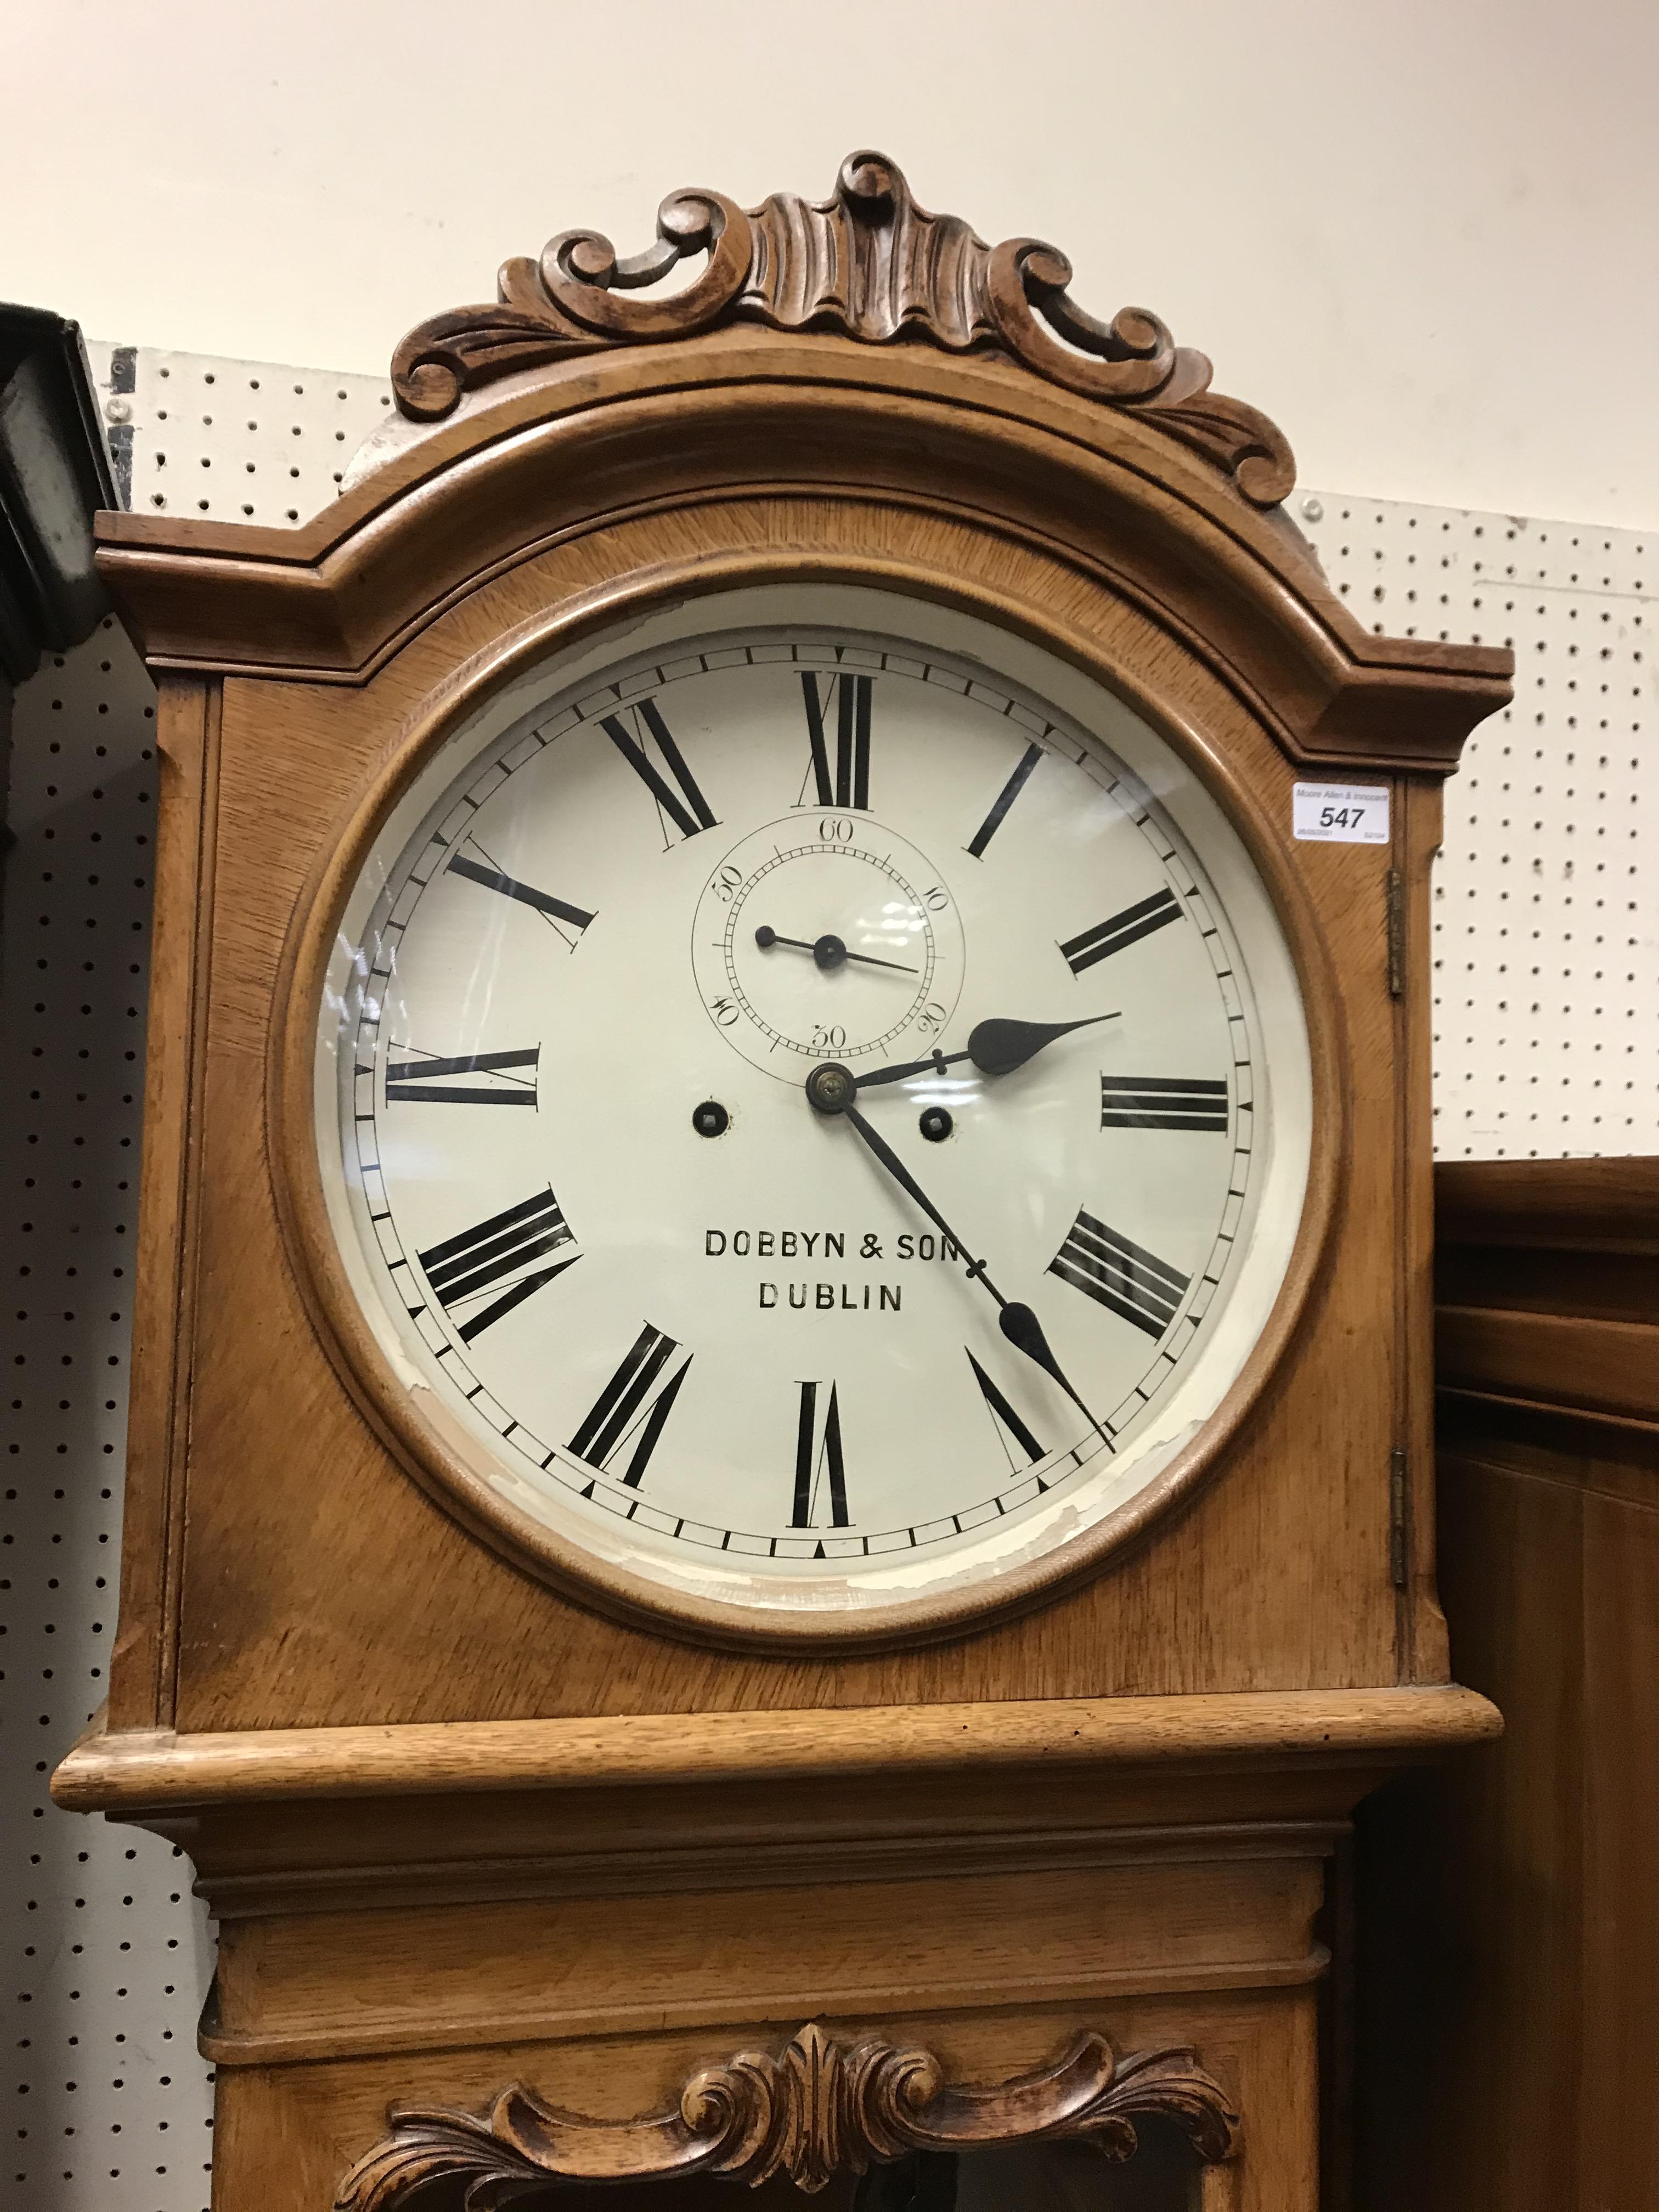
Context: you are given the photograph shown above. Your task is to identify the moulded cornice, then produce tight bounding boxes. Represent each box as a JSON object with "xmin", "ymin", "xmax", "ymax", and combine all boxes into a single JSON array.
[
  {"xmin": 92, "ymin": 153, "xmax": 1514, "ymax": 772},
  {"xmin": 95, "ymin": 329, "xmax": 1510, "ymax": 777},
  {"xmin": 53, "ymin": 1686, "xmax": 1502, "ymax": 1816}
]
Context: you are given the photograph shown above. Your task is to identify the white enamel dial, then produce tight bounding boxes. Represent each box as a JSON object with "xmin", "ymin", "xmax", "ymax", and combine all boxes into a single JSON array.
[{"xmin": 316, "ymin": 586, "xmax": 1312, "ymax": 1629}]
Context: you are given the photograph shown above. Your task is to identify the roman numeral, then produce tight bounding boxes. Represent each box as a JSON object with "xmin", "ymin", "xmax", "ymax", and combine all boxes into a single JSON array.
[
  {"xmin": 966, "ymin": 741, "xmax": 1043, "ymax": 858},
  {"xmin": 1059, "ymin": 887, "xmax": 1182, "ymax": 975},
  {"xmin": 799, "ymin": 672, "xmax": 872, "ymax": 809},
  {"xmin": 1048, "ymin": 1208, "xmax": 1190, "ymax": 1340},
  {"xmin": 966, "ymin": 1351, "xmax": 1047, "ymax": 1470},
  {"xmin": 1099, "ymin": 1075, "xmax": 1228, "ymax": 1132},
  {"xmin": 600, "ymin": 698, "xmax": 718, "ymax": 843},
  {"xmin": 791, "ymin": 1379, "xmax": 849, "ymax": 1529},
  {"xmin": 446, "ymin": 849, "xmax": 595, "ymax": 947},
  {"xmin": 385, "ymin": 1046, "xmax": 539, "ymax": 1107},
  {"xmin": 416, "ymin": 1187, "xmax": 577, "ymax": 1342},
  {"xmin": 569, "ymin": 1324, "xmax": 691, "ymax": 1487}
]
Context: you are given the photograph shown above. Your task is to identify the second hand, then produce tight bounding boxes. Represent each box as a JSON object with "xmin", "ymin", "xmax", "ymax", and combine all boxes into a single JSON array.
[{"xmin": 754, "ymin": 925, "xmax": 917, "ymax": 977}]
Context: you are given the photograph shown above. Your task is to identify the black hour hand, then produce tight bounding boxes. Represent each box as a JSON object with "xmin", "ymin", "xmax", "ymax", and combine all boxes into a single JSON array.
[
  {"xmin": 853, "ymin": 1011, "xmax": 1118, "ymax": 1091},
  {"xmin": 967, "ymin": 1013, "xmax": 1117, "ymax": 1076}
]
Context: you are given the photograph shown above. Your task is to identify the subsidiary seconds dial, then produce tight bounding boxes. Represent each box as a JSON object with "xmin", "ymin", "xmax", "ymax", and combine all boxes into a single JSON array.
[
  {"xmin": 691, "ymin": 816, "xmax": 966, "ymax": 1077},
  {"xmin": 317, "ymin": 586, "xmax": 1312, "ymax": 1637}
]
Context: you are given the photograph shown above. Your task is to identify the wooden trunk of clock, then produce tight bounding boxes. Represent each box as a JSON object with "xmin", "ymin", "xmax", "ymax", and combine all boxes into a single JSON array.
[{"xmin": 54, "ymin": 156, "xmax": 1510, "ymax": 2211}]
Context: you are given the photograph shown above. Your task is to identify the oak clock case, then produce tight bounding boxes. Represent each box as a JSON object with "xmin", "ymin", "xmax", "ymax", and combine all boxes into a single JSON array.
[
  {"xmin": 304, "ymin": 587, "xmax": 1314, "ymax": 1640},
  {"xmin": 55, "ymin": 153, "xmax": 1511, "ymax": 2212}
]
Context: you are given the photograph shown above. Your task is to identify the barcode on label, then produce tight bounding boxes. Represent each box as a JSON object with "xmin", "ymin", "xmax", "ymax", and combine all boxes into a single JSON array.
[{"xmin": 1293, "ymin": 782, "xmax": 1391, "ymax": 844}]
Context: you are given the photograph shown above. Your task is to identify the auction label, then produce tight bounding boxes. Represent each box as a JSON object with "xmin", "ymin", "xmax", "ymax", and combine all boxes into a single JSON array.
[{"xmin": 1293, "ymin": 782, "xmax": 1391, "ymax": 844}]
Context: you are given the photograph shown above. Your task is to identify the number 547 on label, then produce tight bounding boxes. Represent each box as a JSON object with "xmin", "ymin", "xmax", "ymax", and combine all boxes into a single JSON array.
[{"xmin": 1292, "ymin": 782, "xmax": 1391, "ymax": 844}]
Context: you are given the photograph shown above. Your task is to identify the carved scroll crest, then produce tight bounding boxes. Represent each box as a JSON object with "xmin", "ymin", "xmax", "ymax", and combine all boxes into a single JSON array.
[
  {"xmin": 334, "ymin": 2022, "xmax": 1240, "ymax": 2208},
  {"xmin": 389, "ymin": 150, "xmax": 1295, "ymax": 508}
]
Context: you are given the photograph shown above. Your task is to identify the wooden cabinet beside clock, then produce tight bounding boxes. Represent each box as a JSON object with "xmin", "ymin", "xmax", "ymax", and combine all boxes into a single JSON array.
[{"xmin": 54, "ymin": 154, "xmax": 1510, "ymax": 2209}]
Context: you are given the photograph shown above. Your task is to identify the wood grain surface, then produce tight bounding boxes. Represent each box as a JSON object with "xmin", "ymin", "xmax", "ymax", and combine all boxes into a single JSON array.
[
  {"xmin": 328, "ymin": 2021, "xmax": 1239, "ymax": 2207},
  {"xmin": 259, "ymin": 507, "xmax": 1353, "ymax": 1653},
  {"xmin": 205, "ymin": 1995, "xmax": 1312, "ymax": 2212},
  {"xmin": 167, "ymin": 527, "xmax": 1386, "ymax": 1713},
  {"xmin": 93, "ymin": 334, "xmax": 1510, "ymax": 775},
  {"xmin": 106, "ymin": 678, "xmax": 218, "ymax": 1730},
  {"xmin": 62, "ymin": 159, "xmax": 1516, "ymax": 2212},
  {"xmin": 1355, "ymin": 1159, "xmax": 1658, "ymax": 2211},
  {"xmin": 53, "ymin": 1684, "xmax": 1499, "ymax": 1812},
  {"xmin": 1436, "ymin": 1154, "xmax": 1659, "ymax": 1430},
  {"xmin": 108, "ymin": 472, "xmax": 1444, "ymax": 1718}
]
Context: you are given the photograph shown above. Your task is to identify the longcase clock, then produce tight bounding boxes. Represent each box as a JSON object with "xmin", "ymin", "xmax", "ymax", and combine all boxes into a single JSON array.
[{"xmin": 55, "ymin": 153, "xmax": 1510, "ymax": 2211}]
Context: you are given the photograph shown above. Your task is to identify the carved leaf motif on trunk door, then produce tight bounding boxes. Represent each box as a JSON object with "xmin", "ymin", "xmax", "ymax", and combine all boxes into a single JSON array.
[{"xmin": 333, "ymin": 2022, "xmax": 1241, "ymax": 2208}]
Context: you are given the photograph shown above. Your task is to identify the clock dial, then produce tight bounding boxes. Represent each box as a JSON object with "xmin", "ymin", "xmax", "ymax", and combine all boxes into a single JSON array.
[{"xmin": 317, "ymin": 588, "xmax": 1312, "ymax": 1629}]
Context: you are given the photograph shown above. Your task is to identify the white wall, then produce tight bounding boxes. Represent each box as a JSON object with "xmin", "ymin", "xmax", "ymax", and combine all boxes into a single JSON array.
[{"xmin": 8, "ymin": 0, "xmax": 1658, "ymax": 527}]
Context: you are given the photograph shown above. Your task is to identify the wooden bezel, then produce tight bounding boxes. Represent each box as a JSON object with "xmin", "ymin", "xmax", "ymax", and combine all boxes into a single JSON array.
[{"xmin": 268, "ymin": 533, "xmax": 1345, "ymax": 1653}]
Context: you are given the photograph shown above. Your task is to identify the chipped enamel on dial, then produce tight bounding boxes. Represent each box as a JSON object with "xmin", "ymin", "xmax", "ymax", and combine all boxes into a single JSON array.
[{"xmin": 316, "ymin": 585, "xmax": 1312, "ymax": 1628}]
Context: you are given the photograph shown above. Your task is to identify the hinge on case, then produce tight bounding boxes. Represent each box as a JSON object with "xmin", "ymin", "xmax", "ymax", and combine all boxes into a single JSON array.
[
  {"xmin": 1385, "ymin": 869, "xmax": 1406, "ymax": 997},
  {"xmin": 1389, "ymin": 1446, "xmax": 1408, "ymax": 1588}
]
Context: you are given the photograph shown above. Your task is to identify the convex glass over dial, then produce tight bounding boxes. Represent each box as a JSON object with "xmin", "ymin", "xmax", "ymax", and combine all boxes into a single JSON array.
[{"xmin": 317, "ymin": 588, "xmax": 1312, "ymax": 1633}]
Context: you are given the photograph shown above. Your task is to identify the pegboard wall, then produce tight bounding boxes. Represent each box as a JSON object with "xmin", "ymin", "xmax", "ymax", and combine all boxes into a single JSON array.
[
  {"xmin": 1296, "ymin": 492, "xmax": 1657, "ymax": 1158},
  {"xmin": 1, "ymin": 417, "xmax": 216, "ymax": 2203},
  {"xmin": 2, "ymin": 340, "xmax": 1655, "ymax": 2212}
]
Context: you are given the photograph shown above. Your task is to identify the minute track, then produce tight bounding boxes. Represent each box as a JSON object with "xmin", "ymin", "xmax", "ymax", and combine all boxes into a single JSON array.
[{"xmin": 331, "ymin": 613, "xmax": 1288, "ymax": 1602}]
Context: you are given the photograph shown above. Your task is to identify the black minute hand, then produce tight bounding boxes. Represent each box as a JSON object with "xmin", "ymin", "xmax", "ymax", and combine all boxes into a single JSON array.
[
  {"xmin": 804, "ymin": 1065, "xmax": 1109, "ymax": 1442},
  {"xmin": 842, "ymin": 1101, "xmax": 1003, "ymax": 1302},
  {"xmin": 854, "ymin": 1011, "xmax": 1120, "ymax": 1091}
]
